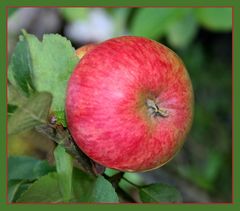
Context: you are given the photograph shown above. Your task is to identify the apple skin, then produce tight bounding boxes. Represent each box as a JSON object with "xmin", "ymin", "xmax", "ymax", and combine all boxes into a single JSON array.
[
  {"xmin": 75, "ymin": 44, "xmax": 97, "ymax": 59},
  {"xmin": 66, "ymin": 36, "xmax": 193, "ymax": 172}
]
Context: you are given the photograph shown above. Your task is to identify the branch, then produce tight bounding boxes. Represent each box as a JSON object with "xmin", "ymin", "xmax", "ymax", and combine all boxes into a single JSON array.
[{"xmin": 35, "ymin": 123, "xmax": 105, "ymax": 176}]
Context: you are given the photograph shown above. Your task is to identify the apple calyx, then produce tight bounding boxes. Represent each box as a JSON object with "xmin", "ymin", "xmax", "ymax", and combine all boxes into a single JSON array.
[{"xmin": 146, "ymin": 98, "xmax": 169, "ymax": 118}]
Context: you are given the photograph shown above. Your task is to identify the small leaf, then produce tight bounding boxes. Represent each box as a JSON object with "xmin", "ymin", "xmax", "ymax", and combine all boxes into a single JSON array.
[
  {"xmin": 54, "ymin": 145, "xmax": 73, "ymax": 202},
  {"xmin": 139, "ymin": 183, "xmax": 182, "ymax": 203},
  {"xmin": 86, "ymin": 176, "xmax": 119, "ymax": 203},
  {"xmin": 71, "ymin": 168, "xmax": 95, "ymax": 202},
  {"xmin": 196, "ymin": 8, "xmax": 232, "ymax": 31},
  {"xmin": 167, "ymin": 11, "xmax": 198, "ymax": 48},
  {"xmin": 130, "ymin": 8, "xmax": 190, "ymax": 39},
  {"xmin": 8, "ymin": 92, "xmax": 52, "ymax": 135},
  {"xmin": 8, "ymin": 180, "xmax": 25, "ymax": 202},
  {"xmin": 17, "ymin": 173, "xmax": 63, "ymax": 202},
  {"xmin": 8, "ymin": 156, "xmax": 55, "ymax": 181},
  {"xmin": 54, "ymin": 111, "xmax": 67, "ymax": 127},
  {"xmin": 8, "ymin": 35, "xmax": 35, "ymax": 96}
]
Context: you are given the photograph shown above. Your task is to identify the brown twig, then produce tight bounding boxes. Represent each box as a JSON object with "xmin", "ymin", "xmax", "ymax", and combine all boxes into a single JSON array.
[{"xmin": 35, "ymin": 123, "xmax": 105, "ymax": 177}]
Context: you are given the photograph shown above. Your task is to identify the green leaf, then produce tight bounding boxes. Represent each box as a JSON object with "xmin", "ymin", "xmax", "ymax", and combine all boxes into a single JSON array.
[
  {"xmin": 167, "ymin": 11, "xmax": 198, "ymax": 48},
  {"xmin": 8, "ymin": 180, "xmax": 25, "ymax": 202},
  {"xmin": 54, "ymin": 145, "xmax": 73, "ymax": 202},
  {"xmin": 112, "ymin": 8, "xmax": 131, "ymax": 36},
  {"xmin": 8, "ymin": 35, "xmax": 35, "ymax": 96},
  {"xmin": 8, "ymin": 181, "xmax": 31, "ymax": 202},
  {"xmin": 130, "ymin": 8, "xmax": 190, "ymax": 39},
  {"xmin": 17, "ymin": 173, "xmax": 63, "ymax": 202},
  {"xmin": 12, "ymin": 182, "xmax": 31, "ymax": 202},
  {"xmin": 23, "ymin": 32, "xmax": 79, "ymax": 115},
  {"xmin": 8, "ymin": 82, "xmax": 27, "ymax": 107},
  {"xmin": 196, "ymin": 8, "xmax": 232, "ymax": 31},
  {"xmin": 86, "ymin": 176, "xmax": 119, "ymax": 203},
  {"xmin": 204, "ymin": 152, "xmax": 222, "ymax": 183},
  {"xmin": 72, "ymin": 170, "xmax": 118, "ymax": 202},
  {"xmin": 54, "ymin": 110, "xmax": 67, "ymax": 127},
  {"xmin": 8, "ymin": 156, "xmax": 55, "ymax": 181},
  {"xmin": 139, "ymin": 183, "xmax": 182, "ymax": 203},
  {"xmin": 9, "ymin": 31, "xmax": 79, "ymax": 126},
  {"xmin": 8, "ymin": 92, "xmax": 52, "ymax": 135},
  {"xmin": 60, "ymin": 8, "xmax": 90, "ymax": 22},
  {"xmin": 72, "ymin": 168, "xmax": 95, "ymax": 202}
]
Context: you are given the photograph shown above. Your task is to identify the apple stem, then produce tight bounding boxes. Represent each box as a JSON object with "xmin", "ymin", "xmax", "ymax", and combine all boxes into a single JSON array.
[{"xmin": 146, "ymin": 99, "xmax": 169, "ymax": 118}]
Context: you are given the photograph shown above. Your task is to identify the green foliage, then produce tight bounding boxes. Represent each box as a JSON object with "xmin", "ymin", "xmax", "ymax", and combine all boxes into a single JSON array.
[
  {"xmin": 86, "ymin": 176, "xmax": 119, "ymax": 202},
  {"xmin": 131, "ymin": 8, "xmax": 189, "ymax": 40},
  {"xmin": 111, "ymin": 8, "xmax": 131, "ymax": 36},
  {"xmin": 54, "ymin": 145, "xmax": 73, "ymax": 202},
  {"xmin": 60, "ymin": 8, "xmax": 90, "ymax": 22},
  {"xmin": 56, "ymin": 166, "xmax": 119, "ymax": 203},
  {"xmin": 8, "ymin": 35, "xmax": 35, "ymax": 96},
  {"xmin": 54, "ymin": 110, "xmax": 67, "ymax": 127},
  {"xmin": 139, "ymin": 184, "xmax": 182, "ymax": 203},
  {"xmin": 130, "ymin": 8, "xmax": 232, "ymax": 49},
  {"xmin": 17, "ymin": 173, "xmax": 62, "ymax": 202},
  {"xmin": 196, "ymin": 8, "xmax": 232, "ymax": 31},
  {"xmin": 8, "ymin": 82, "xmax": 27, "ymax": 107},
  {"xmin": 8, "ymin": 156, "xmax": 120, "ymax": 203},
  {"xmin": 8, "ymin": 156, "xmax": 55, "ymax": 181},
  {"xmin": 8, "ymin": 156, "xmax": 55, "ymax": 202},
  {"xmin": 71, "ymin": 168, "xmax": 95, "ymax": 202},
  {"xmin": 8, "ymin": 7, "xmax": 232, "ymax": 202},
  {"xmin": 8, "ymin": 180, "xmax": 25, "ymax": 202},
  {"xmin": 166, "ymin": 11, "xmax": 198, "ymax": 49},
  {"xmin": 8, "ymin": 31, "xmax": 79, "ymax": 126},
  {"xmin": 8, "ymin": 92, "xmax": 52, "ymax": 135},
  {"xmin": 8, "ymin": 155, "xmax": 182, "ymax": 203},
  {"xmin": 173, "ymin": 39, "xmax": 232, "ymax": 199}
]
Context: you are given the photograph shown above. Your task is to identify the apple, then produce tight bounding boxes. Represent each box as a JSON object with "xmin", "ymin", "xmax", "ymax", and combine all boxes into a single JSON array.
[
  {"xmin": 66, "ymin": 36, "xmax": 193, "ymax": 172},
  {"xmin": 75, "ymin": 44, "xmax": 97, "ymax": 59}
]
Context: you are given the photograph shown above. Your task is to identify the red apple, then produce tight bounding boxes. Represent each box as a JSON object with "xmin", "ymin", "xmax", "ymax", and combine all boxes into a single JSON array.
[
  {"xmin": 75, "ymin": 44, "xmax": 97, "ymax": 59},
  {"xmin": 66, "ymin": 36, "xmax": 193, "ymax": 172}
]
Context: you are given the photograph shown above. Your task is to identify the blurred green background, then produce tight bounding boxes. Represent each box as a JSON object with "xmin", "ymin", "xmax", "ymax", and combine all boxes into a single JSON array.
[{"xmin": 8, "ymin": 7, "xmax": 232, "ymax": 202}]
